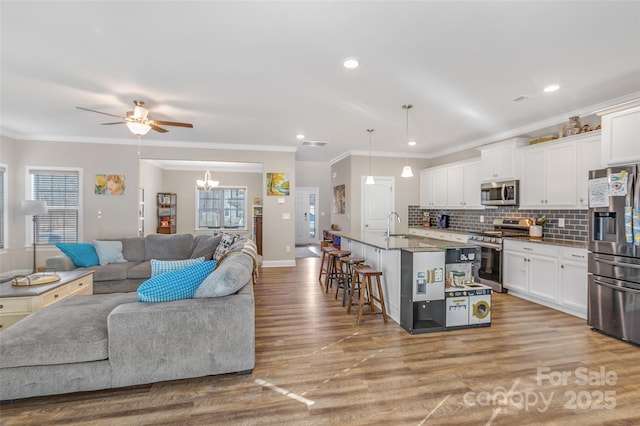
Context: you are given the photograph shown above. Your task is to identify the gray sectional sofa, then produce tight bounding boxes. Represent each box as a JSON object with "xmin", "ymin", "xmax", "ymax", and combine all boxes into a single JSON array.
[
  {"xmin": 0, "ymin": 233, "xmax": 258, "ymax": 401},
  {"xmin": 46, "ymin": 233, "xmax": 222, "ymax": 293}
]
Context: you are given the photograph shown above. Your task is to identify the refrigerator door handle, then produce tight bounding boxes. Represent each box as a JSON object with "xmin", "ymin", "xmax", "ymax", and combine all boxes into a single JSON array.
[{"xmin": 593, "ymin": 278, "xmax": 640, "ymax": 295}]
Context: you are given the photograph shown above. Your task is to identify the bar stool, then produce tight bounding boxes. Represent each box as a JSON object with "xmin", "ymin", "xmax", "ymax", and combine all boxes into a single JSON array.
[
  {"xmin": 324, "ymin": 250, "xmax": 351, "ymax": 293},
  {"xmin": 336, "ymin": 257, "xmax": 364, "ymax": 306},
  {"xmin": 347, "ymin": 264, "xmax": 388, "ymax": 325},
  {"xmin": 319, "ymin": 246, "xmax": 339, "ymax": 285}
]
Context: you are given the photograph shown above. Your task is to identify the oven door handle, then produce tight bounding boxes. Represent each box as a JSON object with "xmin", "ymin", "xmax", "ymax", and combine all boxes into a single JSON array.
[
  {"xmin": 594, "ymin": 258, "xmax": 640, "ymax": 269},
  {"xmin": 592, "ymin": 278, "xmax": 640, "ymax": 295},
  {"xmin": 475, "ymin": 243, "xmax": 501, "ymax": 251}
]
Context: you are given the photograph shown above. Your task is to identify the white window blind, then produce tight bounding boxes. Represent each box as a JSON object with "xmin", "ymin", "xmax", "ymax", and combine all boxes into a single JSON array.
[
  {"xmin": 30, "ymin": 169, "xmax": 80, "ymax": 243},
  {"xmin": 0, "ymin": 165, "xmax": 5, "ymax": 249},
  {"xmin": 196, "ymin": 187, "xmax": 246, "ymax": 230}
]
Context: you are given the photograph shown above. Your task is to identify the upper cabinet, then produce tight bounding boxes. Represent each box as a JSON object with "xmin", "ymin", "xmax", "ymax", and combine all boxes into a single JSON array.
[
  {"xmin": 595, "ymin": 99, "xmax": 640, "ymax": 166},
  {"xmin": 517, "ymin": 132, "xmax": 602, "ymax": 210},
  {"xmin": 480, "ymin": 138, "xmax": 528, "ymax": 182},
  {"xmin": 420, "ymin": 158, "xmax": 483, "ymax": 209}
]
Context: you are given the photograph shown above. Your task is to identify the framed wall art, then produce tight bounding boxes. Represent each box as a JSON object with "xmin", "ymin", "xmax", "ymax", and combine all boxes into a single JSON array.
[
  {"xmin": 266, "ymin": 172, "xmax": 290, "ymax": 196},
  {"xmin": 333, "ymin": 184, "xmax": 346, "ymax": 214},
  {"xmin": 95, "ymin": 174, "xmax": 126, "ymax": 195}
]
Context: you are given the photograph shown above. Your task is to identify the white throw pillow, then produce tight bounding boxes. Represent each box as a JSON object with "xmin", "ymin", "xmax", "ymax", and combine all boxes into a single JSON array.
[{"xmin": 93, "ymin": 240, "xmax": 127, "ymax": 265}]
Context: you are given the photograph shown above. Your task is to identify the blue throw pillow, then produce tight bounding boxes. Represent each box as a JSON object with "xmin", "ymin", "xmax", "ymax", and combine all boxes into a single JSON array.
[
  {"xmin": 55, "ymin": 242, "xmax": 100, "ymax": 267},
  {"xmin": 150, "ymin": 257, "xmax": 208, "ymax": 277},
  {"xmin": 137, "ymin": 261, "xmax": 216, "ymax": 302}
]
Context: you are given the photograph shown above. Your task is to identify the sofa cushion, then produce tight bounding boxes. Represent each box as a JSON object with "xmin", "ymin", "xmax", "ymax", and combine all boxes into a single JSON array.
[
  {"xmin": 137, "ymin": 261, "xmax": 216, "ymax": 302},
  {"xmin": 0, "ymin": 293, "xmax": 137, "ymax": 368},
  {"xmin": 54, "ymin": 242, "xmax": 100, "ymax": 267},
  {"xmin": 194, "ymin": 253, "xmax": 253, "ymax": 298},
  {"xmin": 92, "ymin": 261, "xmax": 138, "ymax": 282},
  {"xmin": 213, "ymin": 233, "xmax": 236, "ymax": 260},
  {"xmin": 94, "ymin": 240, "xmax": 127, "ymax": 265},
  {"xmin": 144, "ymin": 233, "xmax": 194, "ymax": 261},
  {"xmin": 120, "ymin": 237, "xmax": 145, "ymax": 262},
  {"xmin": 191, "ymin": 234, "xmax": 222, "ymax": 260},
  {"xmin": 151, "ymin": 257, "xmax": 206, "ymax": 277},
  {"xmin": 127, "ymin": 261, "xmax": 151, "ymax": 279}
]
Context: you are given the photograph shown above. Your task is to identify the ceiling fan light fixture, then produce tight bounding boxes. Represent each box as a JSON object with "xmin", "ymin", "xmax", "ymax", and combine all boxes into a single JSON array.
[{"xmin": 126, "ymin": 121, "xmax": 151, "ymax": 136}]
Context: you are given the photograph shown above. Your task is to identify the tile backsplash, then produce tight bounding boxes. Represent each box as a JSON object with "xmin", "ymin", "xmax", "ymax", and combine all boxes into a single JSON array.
[{"xmin": 408, "ymin": 206, "xmax": 588, "ymax": 242}]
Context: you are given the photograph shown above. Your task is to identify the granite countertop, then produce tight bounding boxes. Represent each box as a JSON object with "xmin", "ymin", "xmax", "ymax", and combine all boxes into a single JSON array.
[
  {"xmin": 408, "ymin": 226, "xmax": 469, "ymax": 235},
  {"xmin": 332, "ymin": 231, "xmax": 475, "ymax": 251},
  {"xmin": 504, "ymin": 237, "xmax": 588, "ymax": 249}
]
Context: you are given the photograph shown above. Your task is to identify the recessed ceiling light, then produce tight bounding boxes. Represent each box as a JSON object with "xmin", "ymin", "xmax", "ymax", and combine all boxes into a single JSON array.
[
  {"xmin": 296, "ymin": 134, "xmax": 305, "ymax": 140},
  {"xmin": 343, "ymin": 57, "xmax": 360, "ymax": 69},
  {"xmin": 543, "ymin": 84, "xmax": 560, "ymax": 93},
  {"xmin": 408, "ymin": 140, "xmax": 416, "ymax": 146}
]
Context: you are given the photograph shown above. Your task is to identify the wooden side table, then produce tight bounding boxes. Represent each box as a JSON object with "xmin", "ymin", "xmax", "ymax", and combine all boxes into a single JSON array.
[{"xmin": 0, "ymin": 270, "xmax": 94, "ymax": 331}]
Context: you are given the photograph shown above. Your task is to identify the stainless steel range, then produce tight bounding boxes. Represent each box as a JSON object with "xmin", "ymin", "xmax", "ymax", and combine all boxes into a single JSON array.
[{"xmin": 467, "ymin": 218, "xmax": 533, "ymax": 293}]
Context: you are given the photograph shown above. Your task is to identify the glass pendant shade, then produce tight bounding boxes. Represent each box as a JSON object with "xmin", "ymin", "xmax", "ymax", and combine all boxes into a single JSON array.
[
  {"xmin": 401, "ymin": 165, "xmax": 414, "ymax": 178},
  {"xmin": 365, "ymin": 175, "xmax": 375, "ymax": 185},
  {"xmin": 126, "ymin": 122, "xmax": 152, "ymax": 136}
]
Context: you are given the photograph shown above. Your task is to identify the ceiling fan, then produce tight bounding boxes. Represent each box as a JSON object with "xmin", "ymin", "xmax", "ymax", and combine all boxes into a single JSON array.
[{"xmin": 76, "ymin": 100, "xmax": 194, "ymax": 136}]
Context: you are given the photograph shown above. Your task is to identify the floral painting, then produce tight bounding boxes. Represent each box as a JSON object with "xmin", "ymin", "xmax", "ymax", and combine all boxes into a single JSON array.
[
  {"xmin": 266, "ymin": 172, "xmax": 290, "ymax": 196},
  {"xmin": 333, "ymin": 184, "xmax": 346, "ymax": 214},
  {"xmin": 95, "ymin": 174, "xmax": 126, "ymax": 195}
]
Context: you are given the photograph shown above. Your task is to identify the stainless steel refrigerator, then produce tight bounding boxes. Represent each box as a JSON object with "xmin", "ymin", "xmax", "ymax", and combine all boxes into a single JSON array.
[{"xmin": 587, "ymin": 164, "xmax": 640, "ymax": 345}]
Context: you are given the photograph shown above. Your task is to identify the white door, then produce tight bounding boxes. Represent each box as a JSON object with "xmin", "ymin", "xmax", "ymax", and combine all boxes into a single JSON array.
[
  {"xmin": 295, "ymin": 187, "xmax": 318, "ymax": 245},
  {"xmin": 362, "ymin": 176, "xmax": 394, "ymax": 237}
]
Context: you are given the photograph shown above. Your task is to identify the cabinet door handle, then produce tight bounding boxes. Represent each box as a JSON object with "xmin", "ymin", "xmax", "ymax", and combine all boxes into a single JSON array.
[
  {"xmin": 523, "ymin": 247, "xmax": 533, "ymax": 251},
  {"xmin": 570, "ymin": 254, "xmax": 585, "ymax": 259},
  {"xmin": 54, "ymin": 294, "xmax": 59, "ymax": 298},
  {"xmin": 0, "ymin": 304, "xmax": 3, "ymax": 309},
  {"xmin": 561, "ymin": 265, "xmax": 564, "ymax": 268}
]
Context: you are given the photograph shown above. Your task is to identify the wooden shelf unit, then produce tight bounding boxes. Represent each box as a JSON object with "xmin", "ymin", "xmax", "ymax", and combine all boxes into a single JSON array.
[{"xmin": 157, "ymin": 193, "xmax": 177, "ymax": 234}]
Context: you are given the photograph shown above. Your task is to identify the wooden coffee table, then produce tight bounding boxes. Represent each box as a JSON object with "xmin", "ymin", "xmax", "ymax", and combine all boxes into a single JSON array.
[{"xmin": 0, "ymin": 270, "xmax": 94, "ymax": 331}]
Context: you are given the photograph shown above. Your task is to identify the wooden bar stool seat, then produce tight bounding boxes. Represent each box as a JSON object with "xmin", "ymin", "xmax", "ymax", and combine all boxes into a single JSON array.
[
  {"xmin": 318, "ymin": 246, "xmax": 339, "ymax": 285},
  {"xmin": 324, "ymin": 250, "xmax": 351, "ymax": 293},
  {"xmin": 336, "ymin": 257, "xmax": 365, "ymax": 306},
  {"xmin": 347, "ymin": 264, "xmax": 388, "ymax": 325}
]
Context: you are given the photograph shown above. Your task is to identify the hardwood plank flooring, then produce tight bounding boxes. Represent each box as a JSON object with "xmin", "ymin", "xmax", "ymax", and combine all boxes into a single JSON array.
[{"xmin": 1, "ymin": 257, "xmax": 639, "ymax": 425}]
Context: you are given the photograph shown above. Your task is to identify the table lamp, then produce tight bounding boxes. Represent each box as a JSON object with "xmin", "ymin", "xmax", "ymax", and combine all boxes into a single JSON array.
[{"xmin": 21, "ymin": 200, "xmax": 48, "ymax": 274}]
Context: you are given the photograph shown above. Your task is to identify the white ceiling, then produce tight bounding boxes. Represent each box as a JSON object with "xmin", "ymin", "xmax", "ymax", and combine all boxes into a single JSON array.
[{"xmin": 2, "ymin": 1, "xmax": 639, "ymax": 163}]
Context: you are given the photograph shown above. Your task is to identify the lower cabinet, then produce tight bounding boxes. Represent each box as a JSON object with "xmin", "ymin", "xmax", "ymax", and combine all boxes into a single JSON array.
[
  {"xmin": 361, "ymin": 245, "xmax": 401, "ymax": 324},
  {"xmin": 503, "ymin": 240, "xmax": 587, "ymax": 319}
]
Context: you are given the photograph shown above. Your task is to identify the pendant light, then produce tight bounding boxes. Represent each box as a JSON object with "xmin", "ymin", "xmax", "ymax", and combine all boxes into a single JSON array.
[
  {"xmin": 366, "ymin": 128, "xmax": 375, "ymax": 185},
  {"xmin": 401, "ymin": 104, "xmax": 414, "ymax": 178}
]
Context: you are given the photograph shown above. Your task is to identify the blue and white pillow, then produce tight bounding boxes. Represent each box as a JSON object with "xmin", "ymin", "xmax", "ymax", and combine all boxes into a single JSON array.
[
  {"xmin": 150, "ymin": 256, "xmax": 206, "ymax": 277},
  {"xmin": 138, "ymin": 261, "xmax": 216, "ymax": 302}
]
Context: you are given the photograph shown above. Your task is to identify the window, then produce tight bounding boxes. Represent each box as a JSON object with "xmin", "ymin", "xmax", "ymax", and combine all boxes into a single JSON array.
[
  {"xmin": 28, "ymin": 168, "xmax": 81, "ymax": 244},
  {"xmin": 196, "ymin": 187, "xmax": 247, "ymax": 230},
  {"xmin": 0, "ymin": 164, "xmax": 6, "ymax": 249}
]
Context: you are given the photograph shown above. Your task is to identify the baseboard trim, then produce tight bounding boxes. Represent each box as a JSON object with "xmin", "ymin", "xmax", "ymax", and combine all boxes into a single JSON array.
[{"xmin": 261, "ymin": 260, "xmax": 296, "ymax": 268}]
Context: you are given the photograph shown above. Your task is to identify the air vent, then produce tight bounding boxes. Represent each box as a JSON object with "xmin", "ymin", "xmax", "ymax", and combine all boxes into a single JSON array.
[{"xmin": 301, "ymin": 140, "xmax": 330, "ymax": 147}]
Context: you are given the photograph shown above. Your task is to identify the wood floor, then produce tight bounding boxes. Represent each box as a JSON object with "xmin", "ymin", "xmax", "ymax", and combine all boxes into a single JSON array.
[{"xmin": 1, "ymin": 257, "xmax": 639, "ymax": 425}]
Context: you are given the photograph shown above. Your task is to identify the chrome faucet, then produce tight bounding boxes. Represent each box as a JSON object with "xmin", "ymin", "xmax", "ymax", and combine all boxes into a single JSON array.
[{"xmin": 386, "ymin": 211, "xmax": 401, "ymax": 239}]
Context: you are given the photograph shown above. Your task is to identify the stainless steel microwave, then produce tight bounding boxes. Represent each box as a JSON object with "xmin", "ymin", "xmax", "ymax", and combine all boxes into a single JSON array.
[{"xmin": 480, "ymin": 180, "xmax": 519, "ymax": 206}]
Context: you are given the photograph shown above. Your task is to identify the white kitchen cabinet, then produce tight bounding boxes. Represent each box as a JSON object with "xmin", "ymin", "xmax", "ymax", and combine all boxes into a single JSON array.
[
  {"xmin": 419, "ymin": 168, "xmax": 447, "ymax": 208},
  {"xmin": 576, "ymin": 132, "xmax": 603, "ymax": 208},
  {"xmin": 558, "ymin": 247, "xmax": 588, "ymax": 319},
  {"xmin": 419, "ymin": 169, "xmax": 433, "ymax": 208},
  {"xmin": 431, "ymin": 167, "xmax": 448, "ymax": 208},
  {"xmin": 503, "ymin": 239, "xmax": 587, "ymax": 318},
  {"xmin": 595, "ymin": 99, "xmax": 640, "ymax": 165},
  {"xmin": 480, "ymin": 138, "xmax": 528, "ymax": 182},
  {"xmin": 421, "ymin": 159, "xmax": 482, "ymax": 210},
  {"xmin": 518, "ymin": 139, "xmax": 577, "ymax": 209}
]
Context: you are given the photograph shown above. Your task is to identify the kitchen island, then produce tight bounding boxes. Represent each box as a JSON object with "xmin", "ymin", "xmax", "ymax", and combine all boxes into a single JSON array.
[{"xmin": 332, "ymin": 231, "xmax": 479, "ymax": 326}]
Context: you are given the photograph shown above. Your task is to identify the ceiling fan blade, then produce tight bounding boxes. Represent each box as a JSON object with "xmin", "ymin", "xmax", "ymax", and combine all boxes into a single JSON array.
[
  {"xmin": 101, "ymin": 122, "xmax": 127, "ymax": 125},
  {"xmin": 150, "ymin": 124, "xmax": 169, "ymax": 133},
  {"xmin": 76, "ymin": 106, "xmax": 124, "ymax": 119},
  {"xmin": 152, "ymin": 120, "xmax": 194, "ymax": 128}
]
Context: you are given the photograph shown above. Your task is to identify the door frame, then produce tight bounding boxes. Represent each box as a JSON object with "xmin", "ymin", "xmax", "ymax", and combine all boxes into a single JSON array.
[{"xmin": 295, "ymin": 186, "xmax": 319, "ymax": 245}]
